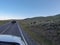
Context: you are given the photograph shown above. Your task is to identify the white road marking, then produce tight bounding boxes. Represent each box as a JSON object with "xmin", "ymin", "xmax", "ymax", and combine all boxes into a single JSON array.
[
  {"xmin": 16, "ymin": 22, "xmax": 28, "ymax": 45},
  {"xmin": 0, "ymin": 24, "xmax": 11, "ymax": 34},
  {"xmin": 0, "ymin": 22, "xmax": 11, "ymax": 28}
]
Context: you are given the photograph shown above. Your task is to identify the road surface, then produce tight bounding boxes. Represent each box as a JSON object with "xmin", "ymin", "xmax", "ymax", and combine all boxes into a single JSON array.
[{"xmin": 0, "ymin": 22, "xmax": 39, "ymax": 45}]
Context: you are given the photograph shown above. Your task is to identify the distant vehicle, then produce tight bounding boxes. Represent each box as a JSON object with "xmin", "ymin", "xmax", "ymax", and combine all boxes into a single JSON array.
[
  {"xmin": 11, "ymin": 20, "xmax": 16, "ymax": 24},
  {"xmin": 0, "ymin": 35, "xmax": 25, "ymax": 45}
]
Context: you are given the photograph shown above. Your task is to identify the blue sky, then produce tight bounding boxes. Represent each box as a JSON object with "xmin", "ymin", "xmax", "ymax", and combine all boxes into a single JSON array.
[{"xmin": 0, "ymin": 0, "xmax": 60, "ymax": 20}]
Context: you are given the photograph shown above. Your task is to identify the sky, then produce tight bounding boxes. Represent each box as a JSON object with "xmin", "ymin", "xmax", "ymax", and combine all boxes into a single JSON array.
[{"xmin": 0, "ymin": 0, "xmax": 60, "ymax": 20}]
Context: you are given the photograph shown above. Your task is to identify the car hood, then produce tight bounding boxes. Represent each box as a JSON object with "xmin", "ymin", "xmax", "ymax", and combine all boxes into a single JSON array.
[{"xmin": 0, "ymin": 35, "xmax": 25, "ymax": 45}]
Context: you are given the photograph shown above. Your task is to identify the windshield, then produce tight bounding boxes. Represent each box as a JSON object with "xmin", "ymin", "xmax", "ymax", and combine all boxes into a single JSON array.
[{"xmin": 0, "ymin": 41, "xmax": 20, "ymax": 45}]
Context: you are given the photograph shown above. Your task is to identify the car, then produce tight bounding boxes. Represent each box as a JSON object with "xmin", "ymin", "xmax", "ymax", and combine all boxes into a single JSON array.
[
  {"xmin": 0, "ymin": 35, "xmax": 25, "ymax": 45},
  {"xmin": 11, "ymin": 20, "xmax": 16, "ymax": 24}
]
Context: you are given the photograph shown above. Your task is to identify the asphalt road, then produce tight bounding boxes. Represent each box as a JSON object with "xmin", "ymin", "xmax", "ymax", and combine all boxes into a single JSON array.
[{"xmin": 0, "ymin": 22, "xmax": 39, "ymax": 45}]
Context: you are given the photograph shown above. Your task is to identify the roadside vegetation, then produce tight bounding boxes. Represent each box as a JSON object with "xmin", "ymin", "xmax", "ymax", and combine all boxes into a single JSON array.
[
  {"xmin": 19, "ymin": 14, "xmax": 60, "ymax": 45},
  {"xmin": 0, "ymin": 20, "xmax": 9, "ymax": 25}
]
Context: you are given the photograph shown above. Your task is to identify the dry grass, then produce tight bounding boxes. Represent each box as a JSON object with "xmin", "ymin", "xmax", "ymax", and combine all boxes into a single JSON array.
[
  {"xmin": 19, "ymin": 20, "xmax": 53, "ymax": 45},
  {"xmin": 0, "ymin": 20, "xmax": 9, "ymax": 25}
]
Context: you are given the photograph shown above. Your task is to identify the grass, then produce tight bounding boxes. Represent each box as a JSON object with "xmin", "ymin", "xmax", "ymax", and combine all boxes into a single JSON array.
[
  {"xmin": 0, "ymin": 20, "xmax": 9, "ymax": 25},
  {"xmin": 19, "ymin": 20, "xmax": 53, "ymax": 45}
]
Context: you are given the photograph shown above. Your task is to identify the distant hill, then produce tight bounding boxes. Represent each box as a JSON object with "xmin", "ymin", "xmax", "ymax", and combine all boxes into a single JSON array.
[
  {"xmin": 24, "ymin": 14, "xmax": 60, "ymax": 21},
  {"xmin": 23, "ymin": 14, "xmax": 60, "ymax": 25}
]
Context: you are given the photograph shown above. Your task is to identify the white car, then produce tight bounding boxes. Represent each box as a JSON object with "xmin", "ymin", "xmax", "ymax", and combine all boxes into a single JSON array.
[{"xmin": 0, "ymin": 35, "xmax": 25, "ymax": 45}]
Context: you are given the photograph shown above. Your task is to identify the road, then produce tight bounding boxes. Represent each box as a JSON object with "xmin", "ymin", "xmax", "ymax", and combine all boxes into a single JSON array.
[{"xmin": 0, "ymin": 22, "xmax": 39, "ymax": 45}]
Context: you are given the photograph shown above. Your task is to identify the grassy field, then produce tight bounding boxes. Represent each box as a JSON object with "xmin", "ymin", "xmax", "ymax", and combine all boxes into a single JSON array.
[
  {"xmin": 0, "ymin": 20, "xmax": 9, "ymax": 25},
  {"xmin": 19, "ymin": 21, "xmax": 52, "ymax": 45},
  {"xmin": 19, "ymin": 14, "xmax": 60, "ymax": 45}
]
